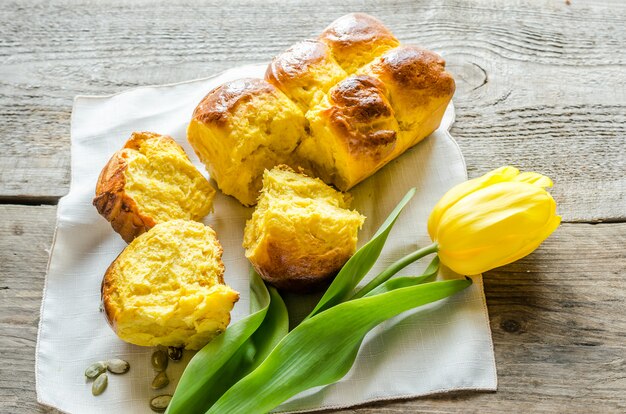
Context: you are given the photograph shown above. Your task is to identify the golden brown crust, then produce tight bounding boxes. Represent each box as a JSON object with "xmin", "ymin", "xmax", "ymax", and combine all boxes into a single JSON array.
[
  {"xmin": 101, "ymin": 254, "xmax": 121, "ymax": 332},
  {"xmin": 368, "ymin": 45, "xmax": 456, "ymax": 98},
  {"xmin": 252, "ymin": 237, "xmax": 351, "ymax": 293},
  {"xmin": 243, "ymin": 166, "xmax": 364, "ymax": 293},
  {"xmin": 320, "ymin": 13, "xmax": 397, "ymax": 50},
  {"xmin": 318, "ymin": 13, "xmax": 399, "ymax": 70},
  {"xmin": 192, "ymin": 78, "xmax": 276, "ymax": 126},
  {"xmin": 93, "ymin": 148, "xmax": 155, "ymax": 243},
  {"xmin": 123, "ymin": 131, "xmax": 190, "ymax": 160},
  {"xmin": 265, "ymin": 40, "xmax": 329, "ymax": 84},
  {"xmin": 325, "ymin": 75, "xmax": 397, "ymax": 158}
]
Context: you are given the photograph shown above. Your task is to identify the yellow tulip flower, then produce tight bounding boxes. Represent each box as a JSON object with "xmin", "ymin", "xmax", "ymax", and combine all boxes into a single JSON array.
[
  {"xmin": 427, "ymin": 166, "xmax": 561, "ymax": 275},
  {"xmin": 353, "ymin": 166, "xmax": 560, "ymax": 299}
]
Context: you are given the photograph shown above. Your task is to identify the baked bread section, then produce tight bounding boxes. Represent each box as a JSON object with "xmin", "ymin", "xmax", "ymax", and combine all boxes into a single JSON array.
[
  {"xmin": 360, "ymin": 45, "xmax": 456, "ymax": 157},
  {"xmin": 301, "ymin": 46, "xmax": 456, "ymax": 191},
  {"xmin": 188, "ymin": 13, "xmax": 454, "ymax": 206},
  {"xmin": 101, "ymin": 220, "xmax": 239, "ymax": 350},
  {"xmin": 265, "ymin": 40, "xmax": 347, "ymax": 111},
  {"xmin": 243, "ymin": 166, "xmax": 365, "ymax": 292},
  {"xmin": 301, "ymin": 74, "xmax": 399, "ymax": 191},
  {"xmin": 188, "ymin": 78, "xmax": 306, "ymax": 206},
  {"xmin": 318, "ymin": 13, "xmax": 400, "ymax": 74},
  {"xmin": 94, "ymin": 132, "xmax": 215, "ymax": 242}
]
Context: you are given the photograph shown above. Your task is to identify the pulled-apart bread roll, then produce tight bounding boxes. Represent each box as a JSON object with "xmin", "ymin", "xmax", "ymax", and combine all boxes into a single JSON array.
[
  {"xmin": 101, "ymin": 220, "xmax": 239, "ymax": 350},
  {"xmin": 188, "ymin": 78, "xmax": 305, "ymax": 206},
  {"xmin": 243, "ymin": 166, "xmax": 365, "ymax": 292},
  {"xmin": 188, "ymin": 13, "xmax": 455, "ymax": 206},
  {"xmin": 94, "ymin": 132, "xmax": 215, "ymax": 242}
]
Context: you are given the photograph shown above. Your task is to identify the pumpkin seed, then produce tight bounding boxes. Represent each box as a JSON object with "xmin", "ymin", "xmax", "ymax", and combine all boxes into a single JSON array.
[
  {"xmin": 151, "ymin": 350, "xmax": 168, "ymax": 371},
  {"xmin": 167, "ymin": 346, "xmax": 183, "ymax": 361},
  {"xmin": 85, "ymin": 361, "xmax": 107, "ymax": 379},
  {"xmin": 91, "ymin": 373, "xmax": 108, "ymax": 396},
  {"xmin": 150, "ymin": 394, "xmax": 172, "ymax": 412},
  {"xmin": 151, "ymin": 371, "xmax": 169, "ymax": 390},
  {"xmin": 106, "ymin": 358, "xmax": 130, "ymax": 374}
]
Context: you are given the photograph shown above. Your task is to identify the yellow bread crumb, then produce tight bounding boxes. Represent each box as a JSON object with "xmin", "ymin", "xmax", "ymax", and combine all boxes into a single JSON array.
[
  {"xmin": 94, "ymin": 132, "xmax": 215, "ymax": 242},
  {"xmin": 102, "ymin": 220, "xmax": 239, "ymax": 350}
]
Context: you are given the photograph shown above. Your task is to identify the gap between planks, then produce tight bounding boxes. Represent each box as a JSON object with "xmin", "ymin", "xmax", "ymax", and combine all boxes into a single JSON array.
[{"xmin": 1, "ymin": 199, "xmax": 623, "ymax": 225}]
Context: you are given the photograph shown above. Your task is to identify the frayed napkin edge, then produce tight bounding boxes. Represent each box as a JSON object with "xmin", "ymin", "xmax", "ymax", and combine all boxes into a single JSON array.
[{"xmin": 35, "ymin": 207, "xmax": 63, "ymax": 411}]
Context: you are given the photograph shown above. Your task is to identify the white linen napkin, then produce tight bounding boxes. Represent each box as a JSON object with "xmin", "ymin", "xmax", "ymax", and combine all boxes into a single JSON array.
[{"xmin": 36, "ymin": 64, "xmax": 497, "ymax": 414}]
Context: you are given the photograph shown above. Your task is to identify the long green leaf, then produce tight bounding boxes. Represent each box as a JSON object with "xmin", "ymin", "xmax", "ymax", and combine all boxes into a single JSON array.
[
  {"xmin": 207, "ymin": 277, "xmax": 472, "ymax": 414},
  {"xmin": 247, "ymin": 284, "xmax": 289, "ymax": 371},
  {"xmin": 364, "ymin": 256, "xmax": 439, "ymax": 297},
  {"xmin": 166, "ymin": 271, "xmax": 288, "ymax": 414},
  {"xmin": 306, "ymin": 188, "xmax": 416, "ymax": 319}
]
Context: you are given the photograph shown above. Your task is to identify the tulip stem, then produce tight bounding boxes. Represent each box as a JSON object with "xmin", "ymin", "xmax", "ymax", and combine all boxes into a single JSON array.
[{"xmin": 350, "ymin": 242, "xmax": 439, "ymax": 300}]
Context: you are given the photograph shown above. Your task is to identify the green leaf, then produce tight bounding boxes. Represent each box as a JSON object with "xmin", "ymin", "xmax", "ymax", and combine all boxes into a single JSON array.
[
  {"xmin": 207, "ymin": 277, "xmax": 472, "ymax": 414},
  {"xmin": 166, "ymin": 271, "xmax": 288, "ymax": 414},
  {"xmin": 364, "ymin": 256, "xmax": 439, "ymax": 297},
  {"xmin": 306, "ymin": 188, "xmax": 416, "ymax": 319},
  {"xmin": 247, "ymin": 285, "xmax": 289, "ymax": 371}
]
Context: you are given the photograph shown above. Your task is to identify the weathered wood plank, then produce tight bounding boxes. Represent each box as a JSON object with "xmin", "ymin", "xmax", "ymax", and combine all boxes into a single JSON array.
[
  {"xmin": 0, "ymin": 205, "xmax": 56, "ymax": 414},
  {"xmin": 1, "ymin": 205, "xmax": 624, "ymax": 413},
  {"xmin": 0, "ymin": 0, "xmax": 624, "ymax": 221}
]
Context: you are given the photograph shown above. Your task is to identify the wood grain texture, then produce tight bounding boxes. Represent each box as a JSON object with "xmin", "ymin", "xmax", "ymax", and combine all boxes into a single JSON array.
[
  {"xmin": 0, "ymin": 205, "xmax": 56, "ymax": 414},
  {"xmin": 1, "ymin": 206, "xmax": 624, "ymax": 413},
  {"xmin": 0, "ymin": 0, "xmax": 625, "ymax": 221}
]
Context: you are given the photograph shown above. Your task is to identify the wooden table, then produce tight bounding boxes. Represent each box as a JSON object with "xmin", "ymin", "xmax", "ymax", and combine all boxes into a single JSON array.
[{"xmin": 1, "ymin": 0, "xmax": 624, "ymax": 412}]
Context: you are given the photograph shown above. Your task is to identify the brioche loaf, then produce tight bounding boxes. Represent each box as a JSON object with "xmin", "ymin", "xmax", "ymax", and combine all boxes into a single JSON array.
[
  {"xmin": 188, "ymin": 13, "xmax": 455, "ymax": 205},
  {"xmin": 243, "ymin": 166, "xmax": 365, "ymax": 292},
  {"xmin": 101, "ymin": 220, "xmax": 239, "ymax": 350},
  {"xmin": 94, "ymin": 132, "xmax": 215, "ymax": 242}
]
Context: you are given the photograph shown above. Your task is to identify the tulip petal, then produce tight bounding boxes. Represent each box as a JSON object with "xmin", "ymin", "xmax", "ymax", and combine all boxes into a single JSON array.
[
  {"xmin": 490, "ymin": 213, "xmax": 561, "ymax": 269},
  {"xmin": 434, "ymin": 181, "xmax": 560, "ymax": 275},
  {"xmin": 439, "ymin": 214, "xmax": 560, "ymax": 276},
  {"xmin": 437, "ymin": 182, "xmax": 553, "ymax": 249},
  {"xmin": 447, "ymin": 213, "xmax": 561, "ymax": 276},
  {"xmin": 513, "ymin": 172, "xmax": 553, "ymax": 188},
  {"xmin": 428, "ymin": 166, "xmax": 520, "ymax": 240},
  {"xmin": 439, "ymin": 218, "xmax": 557, "ymax": 276}
]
